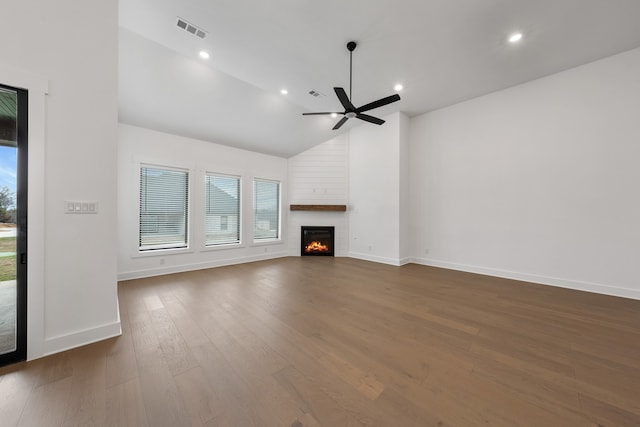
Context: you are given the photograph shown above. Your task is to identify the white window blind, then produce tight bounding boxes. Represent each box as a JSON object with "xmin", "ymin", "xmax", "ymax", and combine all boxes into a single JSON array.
[
  {"xmin": 205, "ymin": 174, "xmax": 240, "ymax": 245},
  {"xmin": 253, "ymin": 179, "xmax": 280, "ymax": 240},
  {"xmin": 139, "ymin": 166, "xmax": 189, "ymax": 251}
]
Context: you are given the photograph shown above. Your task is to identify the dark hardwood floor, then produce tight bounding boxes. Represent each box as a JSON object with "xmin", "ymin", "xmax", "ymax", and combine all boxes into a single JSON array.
[{"xmin": 1, "ymin": 257, "xmax": 639, "ymax": 426}]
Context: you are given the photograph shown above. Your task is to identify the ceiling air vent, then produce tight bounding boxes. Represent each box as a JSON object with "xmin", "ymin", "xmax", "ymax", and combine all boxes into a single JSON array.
[
  {"xmin": 308, "ymin": 90, "xmax": 326, "ymax": 98},
  {"xmin": 176, "ymin": 17, "xmax": 207, "ymax": 39}
]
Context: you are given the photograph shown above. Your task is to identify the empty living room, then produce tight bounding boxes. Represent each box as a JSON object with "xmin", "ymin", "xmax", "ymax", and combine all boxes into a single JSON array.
[{"xmin": 1, "ymin": 1, "xmax": 639, "ymax": 426}]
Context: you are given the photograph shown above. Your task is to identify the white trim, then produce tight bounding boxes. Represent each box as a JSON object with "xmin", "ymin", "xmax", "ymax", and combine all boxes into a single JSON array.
[
  {"xmin": 132, "ymin": 247, "xmax": 195, "ymax": 258},
  {"xmin": 410, "ymin": 257, "xmax": 640, "ymax": 301},
  {"xmin": 397, "ymin": 257, "xmax": 412, "ymax": 266},
  {"xmin": 250, "ymin": 239, "xmax": 283, "ymax": 246},
  {"xmin": 0, "ymin": 66, "xmax": 49, "ymax": 94},
  {"xmin": 0, "ymin": 64, "xmax": 48, "ymax": 360},
  {"xmin": 118, "ymin": 251, "xmax": 288, "ymax": 281},
  {"xmin": 348, "ymin": 251, "xmax": 405, "ymax": 266},
  {"xmin": 42, "ymin": 321, "xmax": 122, "ymax": 357},
  {"xmin": 200, "ymin": 242, "xmax": 245, "ymax": 252}
]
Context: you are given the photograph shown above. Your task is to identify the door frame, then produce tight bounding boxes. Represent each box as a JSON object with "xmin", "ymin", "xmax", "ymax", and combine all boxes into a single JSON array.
[{"xmin": 0, "ymin": 83, "xmax": 27, "ymax": 366}]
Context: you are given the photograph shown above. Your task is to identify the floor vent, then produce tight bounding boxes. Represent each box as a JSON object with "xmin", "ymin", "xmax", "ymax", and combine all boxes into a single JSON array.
[{"xmin": 176, "ymin": 17, "xmax": 207, "ymax": 39}]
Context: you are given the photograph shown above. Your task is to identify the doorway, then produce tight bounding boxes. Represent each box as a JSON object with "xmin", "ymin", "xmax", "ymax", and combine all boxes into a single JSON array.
[{"xmin": 0, "ymin": 83, "xmax": 27, "ymax": 366}]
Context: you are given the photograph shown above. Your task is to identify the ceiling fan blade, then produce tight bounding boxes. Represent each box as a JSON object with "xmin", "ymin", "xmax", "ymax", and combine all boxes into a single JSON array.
[
  {"xmin": 332, "ymin": 116, "xmax": 349, "ymax": 130},
  {"xmin": 302, "ymin": 112, "xmax": 340, "ymax": 116},
  {"xmin": 356, "ymin": 113, "xmax": 385, "ymax": 125},
  {"xmin": 334, "ymin": 87, "xmax": 355, "ymax": 111},
  {"xmin": 355, "ymin": 93, "xmax": 401, "ymax": 113}
]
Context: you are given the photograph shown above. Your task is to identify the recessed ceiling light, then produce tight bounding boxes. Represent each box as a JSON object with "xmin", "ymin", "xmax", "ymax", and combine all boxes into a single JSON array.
[
  {"xmin": 394, "ymin": 84, "xmax": 404, "ymax": 92},
  {"xmin": 508, "ymin": 32, "xmax": 523, "ymax": 43},
  {"xmin": 199, "ymin": 50, "xmax": 210, "ymax": 59},
  {"xmin": 280, "ymin": 89, "xmax": 288, "ymax": 95},
  {"xmin": 331, "ymin": 113, "xmax": 338, "ymax": 118}
]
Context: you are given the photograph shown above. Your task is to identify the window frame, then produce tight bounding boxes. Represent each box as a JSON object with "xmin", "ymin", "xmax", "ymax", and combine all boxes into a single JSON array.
[
  {"xmin": 204, "ymin": 172, "xmax": 242, "ymax": 247},
  {"xmin": 138, "ymin": 163, "xmax": 191, "ymax": 253},
  {"xmin": 252, "ymin": 178, "xmax": 281, "ymax": 243}
]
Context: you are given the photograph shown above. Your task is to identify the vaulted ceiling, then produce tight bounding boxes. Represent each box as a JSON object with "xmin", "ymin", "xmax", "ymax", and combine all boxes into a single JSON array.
[{"xmin": 119, "ymin": 0, "xmax": 640, "ymax": 157}]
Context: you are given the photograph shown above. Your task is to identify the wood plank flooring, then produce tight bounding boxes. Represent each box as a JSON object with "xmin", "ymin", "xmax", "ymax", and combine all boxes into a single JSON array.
[{"xmin": 1, "ymin": 257, "xmax": 639, "ymax": 426}]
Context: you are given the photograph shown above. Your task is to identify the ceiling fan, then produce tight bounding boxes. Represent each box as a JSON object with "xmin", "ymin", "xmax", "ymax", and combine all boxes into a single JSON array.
[{"xmin": 303, "ymin": 41, "xmax": 401, "ymax": 130}]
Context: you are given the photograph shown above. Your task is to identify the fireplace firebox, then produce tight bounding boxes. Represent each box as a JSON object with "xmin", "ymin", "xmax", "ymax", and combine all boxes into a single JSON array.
[{"xmin": 301, "ymin": 226, "xmax": 334, "ymax": 256}]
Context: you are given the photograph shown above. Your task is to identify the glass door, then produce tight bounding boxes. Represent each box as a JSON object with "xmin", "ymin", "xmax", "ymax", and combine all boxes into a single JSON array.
[{"xmin": 0, "ymin": 83, "xmax": 27, "ymax": 365}]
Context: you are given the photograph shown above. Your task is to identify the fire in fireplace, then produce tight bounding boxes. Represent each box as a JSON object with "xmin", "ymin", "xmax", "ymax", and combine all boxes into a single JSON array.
[{"xmin": 301, "ymin": 226, "xmax": 334, "ymax": 256}]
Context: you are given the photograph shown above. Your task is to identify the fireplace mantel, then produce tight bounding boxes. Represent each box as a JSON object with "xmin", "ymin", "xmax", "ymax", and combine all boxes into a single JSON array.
[{"xmin": 290, "ymin": 204, "xmax": 347, "ymax": 212}]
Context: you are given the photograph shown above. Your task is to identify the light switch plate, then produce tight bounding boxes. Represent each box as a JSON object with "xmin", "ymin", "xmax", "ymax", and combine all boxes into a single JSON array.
[{"xmin": 65, "ymin": 200, "xmax": 98, "ymax": 214}]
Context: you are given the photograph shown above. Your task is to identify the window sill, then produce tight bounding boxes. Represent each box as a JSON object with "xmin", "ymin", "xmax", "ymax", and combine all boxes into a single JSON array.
[
  {"xmin": 201, "ymin": 243, "xmax": 245, "ymax": 252},
  {"xmin": 133, "ymin": 247, "xmax": 194, "ymax": 258},
  {"xmin": 251, "ymin": 239, "xmax": 282, "ymax": 247}
]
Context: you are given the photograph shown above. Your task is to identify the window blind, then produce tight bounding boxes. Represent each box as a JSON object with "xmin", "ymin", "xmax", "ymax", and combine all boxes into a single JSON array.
[
  {"xmin": 253, "ymin": 179, "xmax": 280, "ymax": 240},
  {"xmin": 139, "ymin": 166, "xmax": 189, "ymax": 250},
  {"xmin": 205, "ymin": 174, "xmax": 240, "ymax": 245}
]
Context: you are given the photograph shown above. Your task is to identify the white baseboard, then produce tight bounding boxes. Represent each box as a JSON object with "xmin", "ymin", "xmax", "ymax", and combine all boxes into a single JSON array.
[
  {"xmin": 118, "ymin": 251, "xmax": 640, "ymax": 300},
  {"xmin": 398, "ymin": 257, "xmax": 412, "ymax": 266},
  {"xmin": 42, "ymin": 320, "xmax": 122, "ymax": 357},
  {"xmin": 348, "ymin": 252, "xmax": 408, "ymax": 266},
  {"xmin": 118, "ymin": 251, "xmax": 289, "ymax": 281},
  {"xmin": 410, "ymin": 257, "xmax": 640, "ymax": 301}
]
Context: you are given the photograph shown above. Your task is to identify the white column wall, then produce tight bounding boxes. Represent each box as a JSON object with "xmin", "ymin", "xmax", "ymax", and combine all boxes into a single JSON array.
[
  {"xmin": 1, "ymin": 0, "xmax": 121, "ymax": 357},
  {"xmin": 399, "ymin": 113, "xmax": 412, "ymax": 263},
  {"xmin": 348, "ymin": 112, "xmax": 407, "ymax": 265}
]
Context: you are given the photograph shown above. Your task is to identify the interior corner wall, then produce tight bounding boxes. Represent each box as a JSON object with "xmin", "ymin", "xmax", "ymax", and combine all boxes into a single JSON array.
[
  {"xmin": 410, "ymin": 47, "xmax": 640, "ymax": 300},
  {"xmin": 398, "ymin": 113, "xmax": 411, "ymax": 263},
  {"xmin": 1, "ymin": 0, "xmax": 121, "ymax": 358},
  {"xmin": 117, "ymin": 124, "xmax": 288, "ymax": 280},
  {"xmin": 287, "ymin": 134, "xmax": 350, "ymax": 256}
]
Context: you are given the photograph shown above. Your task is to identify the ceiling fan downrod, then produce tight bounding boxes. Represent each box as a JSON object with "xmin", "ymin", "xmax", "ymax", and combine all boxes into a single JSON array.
[{"xmin": 347, "ymin": 41, "xmax": 357, "ymax": 102}]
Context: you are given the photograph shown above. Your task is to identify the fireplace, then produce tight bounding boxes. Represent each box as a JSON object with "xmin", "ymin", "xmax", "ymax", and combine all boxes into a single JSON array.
[{"xmin": 301, "ymin": 226, "xmax": 335, "ymax": 256}]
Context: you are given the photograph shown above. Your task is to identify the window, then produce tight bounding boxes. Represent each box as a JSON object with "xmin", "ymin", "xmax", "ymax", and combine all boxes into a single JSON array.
[
  {"xmin": 253, "ymin": 179, "xmax": 280, "ymax": 240},
  {"xmin": 139, "ymin": 166, "xmax": 189, "ymax": 251},
  {"xmin": 205, "ymin": 174, "xmax": 240, "ymax": 245}
]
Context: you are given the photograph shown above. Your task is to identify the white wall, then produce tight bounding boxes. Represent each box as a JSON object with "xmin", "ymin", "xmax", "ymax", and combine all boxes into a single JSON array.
[
  {"xmin": 410, "ymin": 47, "xmax": 640, "ymax": 300},
  {"xmin": 349, "ymin": 112, "xmax": 410, "ymax": 265},
  {"xmin": 118, "ymin": 124, "xmax": 288, "ymax": 280},
  {"xmin": 1, "ymin": 0, "xmax": 120, "ymax": 358},
  {"xmin": 399, "ymin": 113, "xmax": 411, "ymax": 262},
  {"xmin": 288, "ymin": 134, "xmax": 349, "ymax": 256}
]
